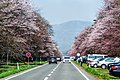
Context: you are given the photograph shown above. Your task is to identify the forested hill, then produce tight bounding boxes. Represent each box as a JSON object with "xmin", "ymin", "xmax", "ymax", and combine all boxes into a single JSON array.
[{"xmin": 52, "ymin": 20, "xmax": 91, "ymax": 54}]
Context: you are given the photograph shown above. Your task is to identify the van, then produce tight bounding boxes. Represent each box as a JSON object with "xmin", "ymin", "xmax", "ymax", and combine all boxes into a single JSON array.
[
  {"xmin": 63, "ymin": 56, "xmax": 71, "ymax": 63},
  {"xmin": 87, "ymin": 54, "xmax": 108, "ymax": 62}
]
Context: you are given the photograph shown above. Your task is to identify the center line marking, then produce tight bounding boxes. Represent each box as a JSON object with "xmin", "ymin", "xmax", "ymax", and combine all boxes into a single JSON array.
[
  {"xmin": 53, "ymin": 69, "xmax": 55, "ymax": 71},
  {"xmin": 51, "ymin": 71, "xmax": 53, "ymax": 73},
  {"xmin": 43, "ymin": 62, "xmax": 61, "ymax": 80},
  {"xmin": 48, "ymin": 74, "xmax": 51, "ymax": 77},
  {"xmin": 44, "ymin": 77, "xmax": 48, "ymax": 80}
]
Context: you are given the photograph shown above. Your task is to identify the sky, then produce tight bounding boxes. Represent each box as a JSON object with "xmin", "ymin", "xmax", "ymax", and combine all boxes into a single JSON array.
[{"xmin": 30, "ymin": 0, "xmax": 104, "ymax": 25}]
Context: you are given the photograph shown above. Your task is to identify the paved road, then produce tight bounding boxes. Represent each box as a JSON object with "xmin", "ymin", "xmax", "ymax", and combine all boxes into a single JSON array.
[
  {"xmin": 48, "ymin": 62, "xmax": 87, "ymax": 80},
  {"xmin": 3, "ymin": 62, "xmax": 97, "ymax": 80}
]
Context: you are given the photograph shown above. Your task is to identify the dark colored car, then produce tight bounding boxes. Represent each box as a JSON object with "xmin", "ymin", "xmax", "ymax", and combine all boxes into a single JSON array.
[
  {"xmin": 49, "ymin": 56, "xmax": 57, "ymax": 64},
  {"xmin": 74, "ymin": 56, "xmax": 80, "ymax": 61},
  {"xmin": 82, "ymin": 56, "xmax": 88, "ymax": 63},
  {"xmin": 109, "ymin": 63, "xmax": 120, "ymax": 77},
  {"xmin": 108, "ymin": 62, "xmax": 120, "ymax": 70}
]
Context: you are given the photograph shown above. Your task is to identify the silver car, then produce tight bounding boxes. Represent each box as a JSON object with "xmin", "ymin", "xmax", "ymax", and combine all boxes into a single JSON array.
[
  {"xmin": 97, "ymin": 57, "xmax": 115, "ymax": 69},
  {"xmin": 89, "ymin": 58, "xmax": 105, "ymax": 68}
]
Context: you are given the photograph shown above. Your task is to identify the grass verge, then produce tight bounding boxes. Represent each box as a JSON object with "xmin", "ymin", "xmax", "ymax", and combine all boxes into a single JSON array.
[
  {"xmin": 0, "ymin": 61, "xmax": 48, "ymax": 79},
  {"xmin": 72, "ymin": 61, "xmax": 120, "ymax": 80}
]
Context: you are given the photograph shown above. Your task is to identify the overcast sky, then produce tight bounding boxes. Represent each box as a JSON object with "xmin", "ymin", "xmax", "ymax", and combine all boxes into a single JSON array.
[{"xmin": 30, "ymin": 0, "xmax": 104, "ymax": 24}]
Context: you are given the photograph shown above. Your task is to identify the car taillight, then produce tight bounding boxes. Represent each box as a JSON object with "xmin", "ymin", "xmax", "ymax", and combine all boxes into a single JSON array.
[{"xmin": 111, "ymin": 66, "xmax": 118, "ymax": 70}]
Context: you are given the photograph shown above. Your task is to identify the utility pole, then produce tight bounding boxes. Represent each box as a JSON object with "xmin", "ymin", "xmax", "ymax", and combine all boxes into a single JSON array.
[
  {"xmin": 6, "ymin": 49, "xmax": 10, "ymax": 65},
  {"xmin": 7, "ymin": 52, "xmax": 8, "ymax": 65}
]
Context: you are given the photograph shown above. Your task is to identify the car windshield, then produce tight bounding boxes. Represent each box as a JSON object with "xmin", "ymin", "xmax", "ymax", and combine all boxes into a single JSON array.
[
  {"xmin": 95, "ymin": 56, "xmax": 104, "ymax": 59},
  {"xmin": 99, "ymin": 58, "xmax": 105, "ymax": 61},
  {"xmin": 94, "ymin": 58, "xmax": 101, "ymax": 61},
  {"xmin": 64, "ymin": 56, "xmax": 70, "ymax": 59},
  {"xmin": 51, "ymin": 58, "xmax": 55, "ymax": 60},
  {"xmin": 50, "ymin": 57, "xmax": 56, "ymax": 59},
  {"xmin": 89, "ymin": 56, "xmax": 95, "ymax": 59},
  {"xmin": 105, "ymin": 58, "xmax": 114, "ymax": 62},
  {"xmin": 94, "ymin": 58, "xmax": 104, "ymax": 61}
]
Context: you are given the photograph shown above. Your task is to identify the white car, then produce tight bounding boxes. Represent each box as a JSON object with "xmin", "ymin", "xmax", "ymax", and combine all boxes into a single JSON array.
[
  {"xmin": 87, "ymin": 54, "xmax": 108, "ymax": 62},
  {"xmin": 97, "ymin": 57, "xmax": 115, "ymax": 69},
  {"xmin": 63, "ymin": 56, "xmax": 71, "ymax": 63},
  {"xmin": 89, "ymin": 58, "xmax": 104, "ymax": 68}
]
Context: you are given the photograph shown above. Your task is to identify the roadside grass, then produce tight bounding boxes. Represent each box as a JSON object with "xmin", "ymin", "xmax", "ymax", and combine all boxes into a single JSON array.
[
  {"xmin": 72, "ymin": 61, "xmax": 120, "ymax": 80},
  {"xmin": 0, "ymin": 61, "xmax": 48, "ymax": 79}
]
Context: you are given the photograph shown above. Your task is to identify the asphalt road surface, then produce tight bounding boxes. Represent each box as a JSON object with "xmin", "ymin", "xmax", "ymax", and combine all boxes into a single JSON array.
[{"xmin": 3, "ymin": 62, "xmax": 97, "ymax": 80}]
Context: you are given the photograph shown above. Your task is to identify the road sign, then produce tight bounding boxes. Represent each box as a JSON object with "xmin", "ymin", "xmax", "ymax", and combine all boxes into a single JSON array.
[{"xmin": 26, "ymin": 52, "xmax": 31, "ymax": 58}]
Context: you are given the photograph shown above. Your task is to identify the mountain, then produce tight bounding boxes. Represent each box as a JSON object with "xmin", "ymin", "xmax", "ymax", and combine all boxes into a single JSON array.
[{"xmin": 52, "ymin": 20, "xmax": 92, "ymax": 54}]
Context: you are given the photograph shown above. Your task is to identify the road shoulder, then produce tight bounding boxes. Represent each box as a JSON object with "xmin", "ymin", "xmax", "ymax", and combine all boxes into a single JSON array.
[{"xmin": 71, "ymin": 62, "xmax": 97, "ymax": 80}]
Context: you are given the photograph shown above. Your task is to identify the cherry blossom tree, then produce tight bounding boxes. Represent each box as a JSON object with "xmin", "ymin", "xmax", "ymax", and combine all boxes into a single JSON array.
[
  {"xmin": 70, "ymin": 0, "xmax": 120, "ymax": 57},
  {"xmin": 0, "ymin": 0, "xmax": 62, "ymax": 62}
]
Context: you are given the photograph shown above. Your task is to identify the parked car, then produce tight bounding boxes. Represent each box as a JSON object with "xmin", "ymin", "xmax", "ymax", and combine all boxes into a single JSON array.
[
  {"xmin": 87, "ymin": 54, "xmax": 108, "ymax": 62},
  {"xmin": 109, "ymin": 63, "xmax": 120, "ymax": 77},
  {"xmin": 49, "ymin": 56, "xmax": 57, "ymax": 64},
  {"xmin": 89, "ymin": 58, "xmax": 105, "ymax": 68},
  {"xmin": 108, "ymin": 62, "xmax": 120, "ymax": 70},
  {"xmin": 97, "ymin": 57, "xmax": 115, "ymax": 69},
  {"xmin": 63, "ymin": 56, "xmax": 71, "ymax": 63},
  {"xmin": 108, "ymin": 57, "xmax": 120, "ymax": 70},
  {"xmin": 82, "ymin": 56, "xmax": 88, "ymax": 63},
  {"xmin": 87, "ymin": 54, "xmax": 108, "ymax": 65}
]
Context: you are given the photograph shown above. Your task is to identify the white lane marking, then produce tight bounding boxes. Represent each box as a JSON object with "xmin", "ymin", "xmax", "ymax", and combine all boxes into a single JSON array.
[
  {"xmin": 71, "ymin": 62, "xmax": 90, "ymax": 80},
  {"xmin": 44, "ymin": 77, "xmax": 48, "ymax": 80},
  {"xmin": 52, "ymin": 62, "xmax": 61, "ymax": 72},
  {"xmin": 52, "ymin": 69, "xmax": 55, "ymax": 72},
  {"xmin": 53, "ymin": 62, "xmax": 61, "ymax": 71},
  {"xmin": 51, "ymin": 71, "xmax": 53, "ymax": 73},
  {"xmin": 4, "ymin": 63, "xmax": 48, "ymax": 80},
  {"xmin": 44, "ymin": 62, "xmax": 62, "ymax": 80},
  {"xmin": 48, "ymin": 74, "xmax": 52, "ymax": 77}
]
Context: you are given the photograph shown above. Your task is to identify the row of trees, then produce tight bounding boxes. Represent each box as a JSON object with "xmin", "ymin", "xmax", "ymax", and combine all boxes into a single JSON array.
[
  {"xmin": 0, "ymin": 0, "xmax": 62, "ymax": 62},
  {"xmin": 70, "ymin": 0, "xmax": 120, "ymax": 57}
]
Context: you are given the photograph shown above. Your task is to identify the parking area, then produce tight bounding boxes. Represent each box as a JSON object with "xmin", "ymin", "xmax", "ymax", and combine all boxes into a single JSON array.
[{"xmin": 73, "ymin": 54, "xmax": 120, "ymax": 79}]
